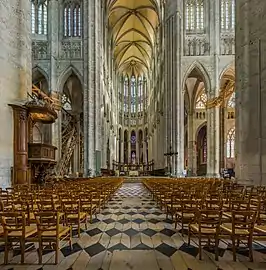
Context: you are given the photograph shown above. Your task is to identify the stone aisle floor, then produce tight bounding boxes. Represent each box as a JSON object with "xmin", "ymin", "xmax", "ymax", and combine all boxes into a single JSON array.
[{"xmin": 1, "ymin": 183, "xmax": 266, "ymax": 269}]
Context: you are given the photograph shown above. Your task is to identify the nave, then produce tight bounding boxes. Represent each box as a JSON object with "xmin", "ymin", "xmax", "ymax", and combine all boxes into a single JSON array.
[{"xmin": 2, "ymin": 183, "xmax": 266, "ymax": 270}]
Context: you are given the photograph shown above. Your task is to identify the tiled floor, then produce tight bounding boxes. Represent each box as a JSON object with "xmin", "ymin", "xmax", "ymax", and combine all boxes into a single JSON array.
[{"xmin": 1, "ymin": 183, "xmax": 266, "ymax": 269}]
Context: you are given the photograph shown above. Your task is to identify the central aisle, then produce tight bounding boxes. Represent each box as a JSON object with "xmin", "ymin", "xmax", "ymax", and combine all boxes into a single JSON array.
[
  {"xmin": 68, "ymin": 183, "xmax": 258, "ymax": 270},
  {"xmin": 70, "ymin": 182, "xmax": 190, "ymax": 269}
]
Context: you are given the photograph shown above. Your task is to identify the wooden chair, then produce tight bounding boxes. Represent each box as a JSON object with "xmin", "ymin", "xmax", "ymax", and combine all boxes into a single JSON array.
[
  {"xmin": 35, "ymin": 211, "xmax": 72, "ymax": 264},
  {"xmin": 188, "ymin": 209, "xmax": 222, "ymax": 260},
  {"xmin": 80, "ymin": 193, "xmax": 97, "ymax": 223},
  {"xmin": 1, "ymin": 212, "xmax": 37, "ymax": 264},
  {"xmin": 63, "ymin": 200, "xmax": 87, "ymax": 237},
  {"xmin": 220, "ymin": 210, "xmax": 257, "ymax": 261},
  {"xmin": 175, "ymin": 198, "xmax": 200, "ymax": 235}
]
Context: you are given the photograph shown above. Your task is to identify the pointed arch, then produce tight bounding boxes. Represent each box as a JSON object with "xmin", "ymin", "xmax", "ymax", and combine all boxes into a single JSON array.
[
  {"xmin": 195, "ymin": 121, "xmax": 207, "ymax": 142},
  {"xmin": 58, "ymin": 65, "xmax": 83, "ymax": 93},
  {"xmin": 182, "ymin": 61, "xmax": 211, "ymax": 114},
  {"xmin": 182, "ymin": 61, "xmax": 211, "ymax": 92},
  {"xmin": 32, "ymin": 66, "xmax": 49, "ymax": 93},
  {"xmin": 32, "ymin": 66, "xmax": 49, "ymax": 85},
  {"xmin": 219, "ymin": 61, "xmax": 235, "ymax": 80}
]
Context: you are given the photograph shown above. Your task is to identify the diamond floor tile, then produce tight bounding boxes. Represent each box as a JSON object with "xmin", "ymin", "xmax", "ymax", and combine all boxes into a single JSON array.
[
  {"xmin": 124, "ymin": 228, "xmax": 139, "ymax": 237},
  {"xmin": 84, "ymin": 243, "xmax": 106, "ymax": 257},
  {"xmin": 86, "ymin": 228, "xmax": 102, "ymax": 236},
  {"xmin": 106, "ymin": 228, "xmax": 121, "ymax": 237},
  {"xmin": 156, "ymin": 243, "xmax": 177, "ymax": 257}
]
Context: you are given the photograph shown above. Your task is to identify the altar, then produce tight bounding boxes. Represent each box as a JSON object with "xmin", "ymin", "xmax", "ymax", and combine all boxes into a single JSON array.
[
  {"xmin": 112, "ymin": 160, "xmax": 154, "ymax": 176},
  {"xmin": 129, "ymin": 170, "xmax": 139, "ymax": 177}
]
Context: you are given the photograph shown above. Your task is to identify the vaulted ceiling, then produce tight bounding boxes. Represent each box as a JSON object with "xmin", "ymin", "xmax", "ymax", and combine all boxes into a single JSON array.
[{"xmin": 107, "ymin": 0, "xmax": 160, "ymax": 76}]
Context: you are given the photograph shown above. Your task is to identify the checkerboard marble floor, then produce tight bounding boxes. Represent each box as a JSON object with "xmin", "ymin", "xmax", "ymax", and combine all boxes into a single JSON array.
[{"xmin": 1, "ymin": 183, "xmax": 266, "ymax": 269}]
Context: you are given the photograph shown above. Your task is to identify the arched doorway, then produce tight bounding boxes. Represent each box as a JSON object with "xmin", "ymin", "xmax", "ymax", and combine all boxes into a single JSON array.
[
  {"xmin": 183, "ymin": 63, "xmax": 209, "ymax": 176},
  {"xmin": 196, "ymin": 125, "xmax": 207, "ymax": 175}
]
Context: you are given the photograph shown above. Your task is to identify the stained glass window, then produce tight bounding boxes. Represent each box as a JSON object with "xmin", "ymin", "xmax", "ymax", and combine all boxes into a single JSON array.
[
  {"xmin": 122, "ymin": 75, "xmax": 147, "ymax": 123},
  {"xmin": 227, "ymin": 128, "xmax": 235, "ymax": 158},
  {"xmin": 64, "ymin": 2, "xmax": 82, "ymax": 37},
  {"xmin": 130, "ymin": 77, "xmax": 136, "ymax": 113},
  {"xmin": 31, "ymin": 0, "xmax": 47, "ymax": 35},
  {"xmin": 31, "ymin": 2, "xmax": 36, "ymax": 34},
  {"xmin": 228, "ymin": 92, "xmax": 235, "ymax": 108},
  {"xmin": 220, "ymin": 0, "xmax": 235, "ymax": 31},
  {"xmin": 196, "ymin": 91, "xmax": 207, "ymax": 109},
  {"xmin": 185, "ymin": 0, "xmax": 205, "ymax": 32}
]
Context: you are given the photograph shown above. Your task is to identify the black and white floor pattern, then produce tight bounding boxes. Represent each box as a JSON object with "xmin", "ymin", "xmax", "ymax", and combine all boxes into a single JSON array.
[{"xmin": 2, "ymin": 183, "xmax": 266, "ymax": 270}]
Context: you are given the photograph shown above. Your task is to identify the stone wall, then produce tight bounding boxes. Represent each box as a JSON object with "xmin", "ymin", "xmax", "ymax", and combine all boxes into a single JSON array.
[{"xmin": 0, "ymin": 0, "xmax": 31, "ymax": 188}]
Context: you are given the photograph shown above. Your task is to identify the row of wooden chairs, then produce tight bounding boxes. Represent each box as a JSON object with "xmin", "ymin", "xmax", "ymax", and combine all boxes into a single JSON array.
[
  {"xmin": 143, "ymin": 178, "xmax": 266, "ymax": 262},
  {"xmin": 0, "ymin": 177, "xmax": 123, "ymax": 264}
]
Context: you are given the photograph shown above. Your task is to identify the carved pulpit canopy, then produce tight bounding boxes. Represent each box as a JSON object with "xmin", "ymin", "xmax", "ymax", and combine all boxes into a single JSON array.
[{"xmin": 25, "ymin": 85, "xmax": 59, "ymax": 124}]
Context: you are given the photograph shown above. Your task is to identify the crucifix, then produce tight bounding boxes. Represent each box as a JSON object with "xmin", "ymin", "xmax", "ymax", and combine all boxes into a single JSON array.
[{"xmin": 164, "ymin": 145, "xmax": 178, "ymax": 176}]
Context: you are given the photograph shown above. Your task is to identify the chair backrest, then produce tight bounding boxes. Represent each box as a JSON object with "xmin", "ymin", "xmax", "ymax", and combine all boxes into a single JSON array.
[
  {"xmin": 197, "ymin": 209, "xmax": 222, "ymax": 233},
  {"xmin": 232, "ymin": 210, "xmax": 257, "ymax": 234},
  {"xmin": 1, "ymin": 212, "xmax": 27, "ymax": 236},
  {"xmin": 35, "ymin": 211, "xmax": 60, "ymax": 235}
]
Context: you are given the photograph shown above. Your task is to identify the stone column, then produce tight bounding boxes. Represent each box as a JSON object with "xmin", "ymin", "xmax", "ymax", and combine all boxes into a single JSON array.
[
  {"xmin": 143, "ymin": 137, "xmax": 147, "ymax": 164},
  {"xmin": 159, "ymin": 116, "xmax": 165, "ymax": 169},
  {"xmin": 149, "ymin": 135, "xmax": 153, "ymax": 162},
  {"xmin": 49, "ymin": 0, "xmax": 61, "ymax": 160},
  {"xmin": 136, "ymin": 131, "xmax": 139, "ymax": 163},
  {"xmin": 235, "ymin": 0, "xmax": 266, "ymax": 185},
  {"xmin": 206, "ymin": 0, "xmax": 220, "ymax": 177},
  {"xmin": 128, "ymin": 139, "xmax": 131, "ymax": 163},
  {"xmin": 121, "ymin": 129, "xmax": 124, "ymax": 163},
  {"xmin": 83, "ymin": 0, "xmax": 89, "ymax": 175},
  {"xmin": 165, "ymin": 1, "xmax": 184, "ymax": 176},
  {"xmin": 187, "ymin": 113, "xmax": 197, "ymax": 175},
  {"xmin": 95, "ymin": 0, "xmax": 102, "ymax": 175},
  {"xmin": 164, "ymin": 11, "xmax": 172, "ymax": 175},
  {"xmin": 0, "ymin": 0, "xmax": 31, "ymax": 188},
  {"xmin": 84, "ymin": 0, "xmax": 99, "ymax": 176}
]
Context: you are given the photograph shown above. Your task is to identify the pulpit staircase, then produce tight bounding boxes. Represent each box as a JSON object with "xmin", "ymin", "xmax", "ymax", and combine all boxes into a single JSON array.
[{"xmin": 55, "ymin": 113, "xmax": 78, "ymax": 177}]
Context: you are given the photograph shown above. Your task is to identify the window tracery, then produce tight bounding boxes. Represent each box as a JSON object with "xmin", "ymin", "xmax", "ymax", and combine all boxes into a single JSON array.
[
  {"xmin": 31, "ymin": 0, "xmax": 48, "ymax": 35},
  {"xmin": 227, "ymin": 92, "xmax": 235, "ymax": 108},
  {"xmin": 195, "ymin": 91, "xmax": 207, "ymax": 109},
  {"xmin": 63, "ymin": 1, "xmax": 82, "ymax": 37},
  {"xmin": 185, "ymin": 0, "xmax": 205, "ymax": 32},
  {"xmin": 62, "ymin": 93, "xmax": 72, "ymax": 111},
  {"xmin": 123, "ymin": 76, "xmax": 147, "ymax": 118},
  {"xmin": 220, "ymin": 0, "xmax": 235, "ymax": 31},
  {"xmin": 226, "ymin": 128, "xmax": 235, "ymax": 158}
]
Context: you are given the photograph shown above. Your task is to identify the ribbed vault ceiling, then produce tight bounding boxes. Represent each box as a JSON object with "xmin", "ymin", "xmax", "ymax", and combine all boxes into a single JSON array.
[{"xmin": 107, "ymin": 0, "xmax": 159, "ymax": 76}]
